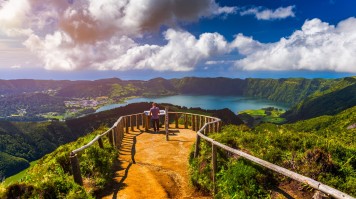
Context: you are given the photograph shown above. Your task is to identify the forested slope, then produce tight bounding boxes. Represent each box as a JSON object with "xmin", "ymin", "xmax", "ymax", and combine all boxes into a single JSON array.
[{"xmin": 283, "ymin": 77, "xmax": 356, "ymax": 121}]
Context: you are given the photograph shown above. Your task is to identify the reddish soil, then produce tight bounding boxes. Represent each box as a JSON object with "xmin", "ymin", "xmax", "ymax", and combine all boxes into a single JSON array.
[
  {"xmin": 99, "ymin": 125, "xmax": 211, "ymax": 199},
  {"xmin": 97, "ymin": 125, "xmax": 319, "ymax": 199}
]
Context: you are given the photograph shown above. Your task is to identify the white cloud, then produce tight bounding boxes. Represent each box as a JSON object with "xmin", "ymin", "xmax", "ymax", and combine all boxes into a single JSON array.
[
  {"xmin": 24, "ymin": 28, "xmax": 229, "ymax": 71},
  {"xmin": 232, "ymin": 17, "xmax": 356, "ymax": 73},
  {"xmin": 212, "ymin": 6, "xmax": 237, "ymax": 16},
  {"xmin": 0, "ymin": 0, "xmax": 236, "ymax": 71},
  {"xmin": 240, "ymin": 6, "xmax": 295, "ymax": 20},
  {"xmin": 0, "ymin": 0, "xmax": 32, "ymax": 36},
  {"xmin": 1, "ymin": 0, "xmax": 355, "ymax": 74}
]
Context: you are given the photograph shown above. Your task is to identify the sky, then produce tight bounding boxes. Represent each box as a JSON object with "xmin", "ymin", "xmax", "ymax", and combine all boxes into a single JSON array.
[{"xmin": 0, "ymin": 0, "xmax": 356, "ymax": 80}]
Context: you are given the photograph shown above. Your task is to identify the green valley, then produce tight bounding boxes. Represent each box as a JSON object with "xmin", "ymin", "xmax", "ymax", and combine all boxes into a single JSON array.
[
  {"xmin": 0, "ymin": 76, "xmax": 356, "ymax": 198},
  {"xmin": 1, "ymin": 76, "xmax": 355, "ymax": 122}
]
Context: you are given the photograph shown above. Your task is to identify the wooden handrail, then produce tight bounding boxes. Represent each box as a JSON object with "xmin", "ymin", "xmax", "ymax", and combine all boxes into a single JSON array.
[
  {"xmin": 193, "ymin": 116, "xmax": 354, "ymax": 199},
  {"xmin": 68, "ymin": 110, "xmax": 354, "ymax": 198},
  {"xmin": 69, "ymin": 113, "xmax": 144, "ymax": 185}
]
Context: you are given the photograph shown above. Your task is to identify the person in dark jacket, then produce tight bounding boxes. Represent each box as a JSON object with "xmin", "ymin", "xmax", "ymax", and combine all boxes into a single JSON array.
[{"xmin": 149, "ymin": 102, "xmax": 160, "ymax": 133}]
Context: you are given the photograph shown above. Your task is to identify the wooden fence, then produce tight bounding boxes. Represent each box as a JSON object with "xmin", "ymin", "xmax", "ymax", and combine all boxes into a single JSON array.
[
  {"xmin": 69, "ymin": 110, "xmax": 354, "ymax": 199},
  {"xmin": 69, "ymin": 110, "xmax": 221, "ymax": 185},
  {"xmin": 192, "ymin": 115, "xmax": 355, "ymax": 199}
]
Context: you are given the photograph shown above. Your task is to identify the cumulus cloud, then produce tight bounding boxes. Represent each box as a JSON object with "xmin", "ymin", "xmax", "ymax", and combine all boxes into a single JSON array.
[
  {"xmin": 240, "ymin": 6, "xmax": 295, "ymax": 20},
  {"xmin": 0, "ymin": 0, "xmax": 32, "ymax": 36},
  {"xmin": 1, "ymin": 0, "xmax": 355, "ymax": 74},
  {"xmin": 0, "ymin": 0, "xmax": 236, "ymax": 71},
  {"xmin": 24, "ymin": 28, "xmax": 229, "ymax": 71},
  {"xmin": 232, "ymin": 17, "xmax": 356, "ymax": 73}
]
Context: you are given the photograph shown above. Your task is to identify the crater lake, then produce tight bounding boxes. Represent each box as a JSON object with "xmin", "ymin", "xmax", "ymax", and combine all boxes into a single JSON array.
[{"xmin": 96, "ymin": 95, "xmax": 290, "ymax": 113}]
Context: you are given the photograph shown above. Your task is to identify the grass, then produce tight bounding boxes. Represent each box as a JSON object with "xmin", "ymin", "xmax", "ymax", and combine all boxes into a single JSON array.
[
  {"xmin": 3, "ymin": 160, "xmax": 39, "ymax": 186},
  {"xmin": 239, "ymin": 109, "xmax": 266, "ymax": 116},
  {"xmin": 190, "ymin": 106, "xmax": 356, "ymax": 197},
  {"xmin": 262, "ymin": 116, "xmax": 286, "ymax": 124},
  {"xmin": 0, "ymin": 126, "xmax": 118, "ymax": 198},
  {"xmin": 239, "ymin": 107, "xmax": 287, "ymax": 125}
]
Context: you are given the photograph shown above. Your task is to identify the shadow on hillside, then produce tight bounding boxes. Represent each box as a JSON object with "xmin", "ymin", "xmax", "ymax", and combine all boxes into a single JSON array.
[{"xmin": 96, "ymin": 130, "xmax": 142, "ymax": 198}]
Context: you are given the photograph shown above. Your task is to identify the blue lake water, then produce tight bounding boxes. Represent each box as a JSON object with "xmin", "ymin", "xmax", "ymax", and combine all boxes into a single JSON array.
[{"xmin": 96, "ymin": 95, "xmax": 290, "ymax": 114}]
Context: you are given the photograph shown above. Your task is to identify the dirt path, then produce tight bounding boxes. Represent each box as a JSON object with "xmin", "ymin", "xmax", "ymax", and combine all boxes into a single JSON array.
[{"xmin": 100, "ymin": 126, "xmax": 211, "ymax": 199}]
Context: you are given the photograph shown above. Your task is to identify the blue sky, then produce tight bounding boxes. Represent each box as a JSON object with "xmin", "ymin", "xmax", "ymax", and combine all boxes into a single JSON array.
[{"xmin": 0, "ymin": 0, "xmax": 356, "ymax": 80}]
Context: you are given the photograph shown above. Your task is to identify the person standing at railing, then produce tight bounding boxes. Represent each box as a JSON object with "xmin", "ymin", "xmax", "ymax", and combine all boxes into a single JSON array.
[{"xmin": 149, "ymin": 102, "xmax": 160, "ymax": 133}]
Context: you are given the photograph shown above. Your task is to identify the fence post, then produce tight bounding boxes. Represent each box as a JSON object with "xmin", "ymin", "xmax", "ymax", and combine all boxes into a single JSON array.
[
  {"xmin": 196, "ymin": 115, "xmax": 199, "ymax": 131},
  {"xmin": 192, "ymin": 115, "xmax": 196, "ymax": 131},
  {"xmin": 184, "ymin": 114, "xmax": 188, "ymax": 129},
  {"xmin": 98, "ymin": 137, "xmax": 104, "ymax": 148},
  {"xmin": 70, "ymin": 153, "xmax": 83, "ymax": 186},
  {"xmin": 125, "ymin": 117, "xmax": 129, "ymax": 133},
  {"xmin": 212, "ymin": 143, "xmax": 217, "ymax": 195},
  {"xmin": 141, "ymin": 113, "xmax": 144, "ymax": 128},
  {"xmin": 212, "ymin": 120, "xmax": 216, "ymax": 133},
  {"xmin": 108, "ymin": 129, "xmax": 114, "ymax": 146},
  {"xmin": 130, "ymin": 115, "xmax": 134, "ymax": 131},
  {"xmin": 165, "ymin": 108, "xmax": 169, "ymax": 141},
  {"xmin": 175, "ymin": 113, "xmax": 179, "ymax": 128},
  {"xmin": 214, "ymin": 120, "xmax": 218, "ymax": 132},
  {"xmin": 145, "ymin": 114, "xmax": 149, "ymax": 131},
  {"xmin": 200, "ymin": 116, "xmax": 203, "ymax": 130},
  {"xmin": 194, "ymin": 134, "xmax": 201, "ymax": 158},
  {"xmin": 204, "ymin": 117, "xmax": 207, "ymax": 134},
  {"xmin": 136, "ymin": 115, "xmax": 139, "ymax": 130},
  {"xmin": 113, "ymin": 128, "xmax": 118, "ymax": 147},
  {"xmin": 117, "ymin": 122, "xmax": 122, "ymax": 148}
]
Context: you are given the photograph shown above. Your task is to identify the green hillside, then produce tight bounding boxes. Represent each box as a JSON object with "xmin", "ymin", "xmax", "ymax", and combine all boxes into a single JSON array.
[
  {"xmin": 244, "ymin": 78, "xmax": 341, "ymax": 104},
  {"xmin": 0, "ymin": 121, "xmax": 80, "ymax": 179},
  {"xmin": 283, "ymin": 77, "xmax": 356, "ymax": 121},
  {"xmin": 190, "ymin": 105, "xmax": 356, "ymax": 197},
  {"xmin": 0, "ymin": 152, "xmax": 29, "ymax": 179},
  {"xmin": 0, "ymin": 127, "xmax": 116, "ymax": 198},
  {"xmin": 1, "ymin": 77, "xmax": 355, "ymax": 122}
]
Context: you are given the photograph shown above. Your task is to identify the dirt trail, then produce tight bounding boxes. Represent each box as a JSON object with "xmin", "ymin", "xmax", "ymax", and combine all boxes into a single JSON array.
[{"xmin": 100, "ymin": 126, "xmax": 211, "ymax": 199}]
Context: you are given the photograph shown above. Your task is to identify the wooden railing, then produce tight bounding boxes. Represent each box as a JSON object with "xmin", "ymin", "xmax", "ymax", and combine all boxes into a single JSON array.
[
  {"xmin": 70, "ymin": 112, "xmax": 148, "ymax": 185},
  {"xmin": 69, "ymin": 110, "xmax": 354, "ymax": 199},
  {"xmin": 192, "ymin": 116, "xmax": 355, "ymax": 199},
  {"xmin": 69, "ymin": 109, "xmax": 221, "ymax": 185}
]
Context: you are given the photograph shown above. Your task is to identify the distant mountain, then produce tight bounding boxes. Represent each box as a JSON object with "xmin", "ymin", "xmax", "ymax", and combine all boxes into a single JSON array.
[
  {"xmin": 0, "ymin": 79, "xmax": 71, "ymax": 95},
  {"xmin": 171, "ymin": 77, "xmax": 246, "ymax": 95},
  {"xmin": 1, "ymin": 76, "xmax": 355, "ymax": 121}
]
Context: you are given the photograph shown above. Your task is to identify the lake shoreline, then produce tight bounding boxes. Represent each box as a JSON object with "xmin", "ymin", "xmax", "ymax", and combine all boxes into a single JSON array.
[{"xmin": 96, "ymin": 95, "xmax": 291, "ymax": 114}]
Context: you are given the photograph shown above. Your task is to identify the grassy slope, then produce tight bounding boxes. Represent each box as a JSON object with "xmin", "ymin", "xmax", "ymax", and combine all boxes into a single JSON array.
[
  {"xmin": 190, "ymin": 105, "xmax": 356, "ymax": 198},
  {"xmin": 0, "ymin": 127, "xmax": 116, "ymax": 198}
]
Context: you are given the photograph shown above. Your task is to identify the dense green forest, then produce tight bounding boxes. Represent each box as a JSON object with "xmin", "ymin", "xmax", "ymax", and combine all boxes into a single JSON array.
[
  {"xmin": 0, "ymin": 93, "xmax": 66, "ymax": 118},
  {"xmin": 283, "ymin": 77, "xmax": 356, "ymax": 121}
]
